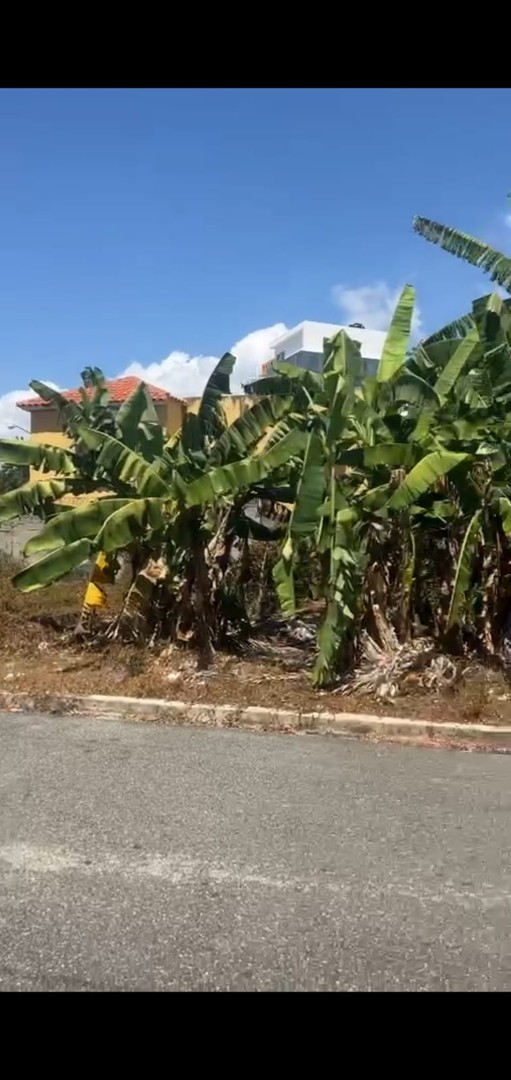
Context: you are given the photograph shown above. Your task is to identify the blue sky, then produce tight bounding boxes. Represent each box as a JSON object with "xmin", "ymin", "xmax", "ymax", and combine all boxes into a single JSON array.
[{"xmin": 1, "ymin": 87, "xmax": 511, "ymax": 430}]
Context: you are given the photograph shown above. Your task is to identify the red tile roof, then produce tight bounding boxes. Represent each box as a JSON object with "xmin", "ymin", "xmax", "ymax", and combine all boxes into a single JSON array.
[{"xmin": 17, "ymin": 376, "xmax": 184, "ymax": 410}]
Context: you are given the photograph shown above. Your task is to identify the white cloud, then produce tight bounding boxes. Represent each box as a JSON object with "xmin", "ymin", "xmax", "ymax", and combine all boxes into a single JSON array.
[
  {"xmin": 332, "ymin": 281, "xmax": 423, "ymax": 339},
  {"xmin": 0, "ymin": 382, "xmax": 61, "ymax": 438},
  {"xmin": 120, "ymin": 323, "xmax": 288, "ymax": 398},
  {"xmin": 0, "ymin": 390, "xmax": 32, "ymax": 438},
  {"xmin": 473, "ymin": 278, "xmax": 507, "ymax": 299},
  {"xmin": 504, "ymin": 212, "xmax": 511, "ymax": 229}
]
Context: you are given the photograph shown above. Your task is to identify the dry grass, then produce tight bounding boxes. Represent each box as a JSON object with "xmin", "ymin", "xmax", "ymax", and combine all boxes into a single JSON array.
[{"xmin": 3, "ymin": 553, "xmax": 511, "ymax": 726}]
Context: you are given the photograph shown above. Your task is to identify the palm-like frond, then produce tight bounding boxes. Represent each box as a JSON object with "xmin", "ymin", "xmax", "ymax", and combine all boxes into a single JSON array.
[{"xmin": 413, "ymin": 216, "xmax": 511, "ymax": 293}]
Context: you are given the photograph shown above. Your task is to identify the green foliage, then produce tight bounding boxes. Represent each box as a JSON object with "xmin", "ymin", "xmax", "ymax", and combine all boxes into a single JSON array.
[
  {"xmin": 0, "ymin": 479, "xmax": 69, "ymax": 523},
  {"xmin": 7, "ymin": 278, "xmax": 511, "ymax": 688},
  {"xmin": 413, "ymin": 215, "xmax": 511, "ymax": 293}
]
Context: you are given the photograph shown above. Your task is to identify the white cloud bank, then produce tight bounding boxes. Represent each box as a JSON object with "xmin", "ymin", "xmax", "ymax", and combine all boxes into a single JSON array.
[
  {"xmin": 121, "ymin": 322, "xmax": 287, "ymax": 400},
  {"xmin": 0, "ymin": 381, "xmax": 61, "ymax": 438},
  {"xmin": 332, "ymin": 281, "xmax": 423, "ymax": 339},
  {"xmin": 0, "ymin": 390, "xmax": 34, "ymax": 438}
]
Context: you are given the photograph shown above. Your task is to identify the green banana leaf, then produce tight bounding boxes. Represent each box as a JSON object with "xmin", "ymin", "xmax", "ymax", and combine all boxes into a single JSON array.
[
  {"xmin": 421, "ymin": 313, "xmax": 476, "ymax": 347},
  {"xmin": 338, "ymin": 444, "xmax": 418, "ymax": 469},
  {"xmin": 0, "ymin": 438, "xmax": 76, "ymax": 475},
  {"xmin": 324, "ymin": 330, "xmax": 361, "ymax": 390},
  {"xmin": 198, "ymin": 353, "xmax": 235, "ymax": 440},
  {"xmin": 180, "ymin": 411, "xmax": 203, "ymax": 456},
  {"xmin": 411, "ymin": 332, "xmax": 481, "ymax": 443},
  {"xmin": 272, "ymin": 547, "xmax": 296, "ymax": 617},
  {"xmin": 312, "ymin": 600, "xmax": 343, "ymax": 688},
  {"xmin": 392, "ymin": 372, "xmax": 441, "ymax": 408},
  {"xmin": 24, "ymin": 498, "xmax": 134, "ymax": 556},
  {"xmin": 13, "ymin": 538, "xmax": 93, "ymax": 593},
  {"xmin": 273, "ymin": 362, "xmax": 323, "ymax": 395},
  {"xmin": 376, "ymin": 284, "xmax": 415, "ymax": 384},
  {"xmin": 77, "ymin": 427, "xmax": 172, "ymax": 498},
  {"xmin": 446, "ymin": 510, "xmax": 482, "ymax": 629},
  {"xmin": 116, "ymin": 381, "xmax": 163, "ymax": 458},
  {"xmin": 95, "ymin": 498, "xmax": 170, "ymax": 552},
  {"xmin": 184, "ymin": 428, "xmax": 307, "ymax": 507},
  {"xmin": 387, "ymin": 451, "xmax": 468, "ymax": 511},
  {"xmin": 0, "ymin": 479, "xmax": 69, "ymax": 523},
  {"xmin": 325, "ymin": 333, "xmax": 361, "ymax": 444},
  {"xmin": 288, "ymin": 433, "xmax": 326, "ymax": 536},
  {"xmin": 244, "ymin": 365, "xmax": 321, "ymax": 402},
  {"xmin": 253, "ymin": 415, "xmax": 302, "ymax": 456},
  {"xmin": 413, "ymin": 216, "xmax": 511, "ymax": 293},
  {"xmin": 272, "ymin": 432, "xmax": 326, "ymax": 618},
  {"xmin": 243, "ymin": 374, "xmax": 293, "ymax": 397},
  {"xmin": 499, "ymin": 497, "xmax": 511, "ymax": 533},
  {"xmin": 29, "ymin": 380, "xmax": 83, "ymax": 431},
  {"xmin": 209, "ymin": 395, "xmax": 294, "ymax": 466}
]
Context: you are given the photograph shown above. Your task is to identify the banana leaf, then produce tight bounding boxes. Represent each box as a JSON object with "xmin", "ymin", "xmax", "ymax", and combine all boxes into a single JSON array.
[
  {"xmin": 116, "ymin": 381, "xmax": 163, "ymax": 458},
  {"xmin": 392, "ymin": 372, "xmax": 441, "ymax": 408},
  {"xmin": 499, "ymin": 497, "xmax": 511, "ymax": 533},
  {"xmin": 413, "ymin": 216, "xmax": 511, "ymax": 293},
  {"xmin": 387, "ymin": 451, "xmax": 468, "ymax": 511},
  {"xmin": 325, "ymin": 333, "xmax": 361, "ymax": 443},
  {"xmin": 77, "ymin": 427, "xmax": 172, "ymax": 498},
  {"xmin": 0, "ymin": 479, "xmax": 69, "ymax": 522},
  {"xmin": 421, "ymin": 313, "xmax": 476, "ymax": 347},
  {"xmin": 312, "ymin": 600, "xmax": 343, "ymax": 688},
  {"xmin": 29, "ymin": 380, "xmax": 83, "ymax": 431},
  {"xmin": 272, "ymin": 432, "xmax": 325, "ymax": 617},
  {"xmin": 95, "ymin": 498, "xmax": 170, "ymax": 552},
  {"xmin": 183, "ymin": 428, "xmax": 307, "ymax": 507},
  {"xmin": 24, "ymin": 498, "xmax": 134, "ymax": 556},
  {"xmin": 0, "ymin": 438, "xmax": 76, "ymax": 475},
  {"xmin": 13, "ymin": 538, "xmax": 93, "ymax": 592},
  {"xmin": 198, "ymin": 353, "xmax": 235, "ymax": 440},
  {"xmin": 446, "ymin": 510, "xmax": 482, "ymax": 629},
  {"xmin": 376, "ymin": 284, "xmax": 415, "ymax": 384},
  {"xmin": 209, "ymin": 395, "xmax": 294, "ymax": 466}
]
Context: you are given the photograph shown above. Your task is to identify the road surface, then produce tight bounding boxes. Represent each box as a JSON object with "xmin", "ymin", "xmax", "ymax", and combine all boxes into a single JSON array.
[{"xmin": 1, "ymin": 710, "xmax": 511, "ymax": 991}]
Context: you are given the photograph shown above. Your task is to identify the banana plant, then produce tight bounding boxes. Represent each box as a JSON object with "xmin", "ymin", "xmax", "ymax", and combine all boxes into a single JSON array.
[
  {"xmin": 246, "ymin": 288, "xmax": 436, "ymax": 684},
  {"xmin": 7, "ymin": 352, "xmax": 305, "ymax": 663},
  {"xmin": 244, "ymin": 286, "xmax": 511, "ymax": 684}
]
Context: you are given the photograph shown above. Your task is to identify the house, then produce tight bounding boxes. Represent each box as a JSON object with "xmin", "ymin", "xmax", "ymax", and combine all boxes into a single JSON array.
[
  {"xmin": 16, "ymin": 376, "xmax": 186, "ymax": 443},
  {"xmin": 260, "ymin": 321, "xmax": 387, "ymax": 378}
]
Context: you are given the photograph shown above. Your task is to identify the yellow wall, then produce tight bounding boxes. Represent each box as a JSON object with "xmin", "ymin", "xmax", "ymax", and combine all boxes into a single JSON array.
[
  {"xmin": 184, "ymin": 395, "xmax": 252, "ymax": 425},
  {"xmin": 28, "ymin": 431, "xmax": 72, "ymax": 485},
  {"xmin": 165, "ymin": 398, "xmax": 187, "ymax": 435}
]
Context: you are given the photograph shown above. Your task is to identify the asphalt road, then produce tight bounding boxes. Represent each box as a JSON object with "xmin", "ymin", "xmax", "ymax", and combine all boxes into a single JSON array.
[{"xmin": 1, "ymin": 711, "xmax": 511, "ymax": 991}]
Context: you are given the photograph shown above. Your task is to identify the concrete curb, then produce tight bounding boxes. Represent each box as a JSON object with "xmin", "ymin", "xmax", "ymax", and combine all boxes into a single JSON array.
[{"xmin": 1, "ymin": 690, "xmax": 511, "ymax": 748}]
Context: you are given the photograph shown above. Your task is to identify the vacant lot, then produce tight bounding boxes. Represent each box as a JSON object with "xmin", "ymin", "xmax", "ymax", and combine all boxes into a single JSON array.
[{"xmin": 3, "ymin": 555, "xmax": 511, "ymax": 726}]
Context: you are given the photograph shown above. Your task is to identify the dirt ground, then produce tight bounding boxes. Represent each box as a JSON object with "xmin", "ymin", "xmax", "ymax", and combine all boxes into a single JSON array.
[{"xmin": 3, "ymin": 557, "xmax": 511, "ymax": 726}]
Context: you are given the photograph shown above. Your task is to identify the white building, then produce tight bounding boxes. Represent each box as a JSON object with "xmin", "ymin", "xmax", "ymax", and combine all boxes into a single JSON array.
[{"xmin": 261, "ymin": 321, "xmax": 387, "ymax": 377}]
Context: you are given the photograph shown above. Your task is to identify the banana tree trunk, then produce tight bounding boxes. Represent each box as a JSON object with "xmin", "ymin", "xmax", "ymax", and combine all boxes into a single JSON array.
[
  {"xmin": 104, "ymin": 555, "xmax": 167, "ymax": 643},
  {"xmin": 193, "ymin": 535, "xmax": 215, "ymax": 668}
]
